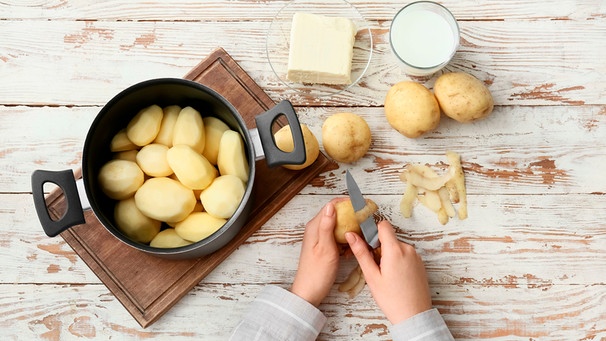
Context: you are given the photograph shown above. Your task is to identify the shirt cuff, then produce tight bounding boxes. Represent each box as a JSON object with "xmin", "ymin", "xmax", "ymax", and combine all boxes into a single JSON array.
[
  {"xmin": 389, "ymin": 308, "xmax": 454, "ymax": 341},
  {"xmin": 238, "ymin": 285, "xmax": 327, "ymax": 340}
]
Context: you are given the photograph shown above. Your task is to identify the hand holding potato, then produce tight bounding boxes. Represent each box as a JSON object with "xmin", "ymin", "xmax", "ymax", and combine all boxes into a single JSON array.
[
  {"xmin": 333, "ymin": 198, "xmax": 378, "ymax": 244},
  {"xmin": 290, "ymin": 200, "xmax": 340, "ymax": 307}
]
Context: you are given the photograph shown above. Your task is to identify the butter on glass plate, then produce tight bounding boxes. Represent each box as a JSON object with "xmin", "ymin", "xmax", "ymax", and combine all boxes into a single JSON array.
[{"xmin": 266, "ymin": 0, "xmax": 373, "ymax": 99}]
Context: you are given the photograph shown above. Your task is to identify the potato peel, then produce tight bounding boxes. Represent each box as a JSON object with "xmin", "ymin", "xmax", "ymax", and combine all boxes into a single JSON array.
[
  {"xmin": 399, "ymin": 151, "xmax": 467, "ymax": 223},
  {"xmin": 399, "ymin": 179, "xmax": 417, "ymax": 218},
  {"xmin": 338, "ymin": 265, "xmax": 365, "ymax": 298},
  {"xmin": 405, "ymin": 166, "xmax": 452, "ymax": 191},
  {"xmin": 446, "ymin": 151, "xmax": 468, "ymax": 219}
]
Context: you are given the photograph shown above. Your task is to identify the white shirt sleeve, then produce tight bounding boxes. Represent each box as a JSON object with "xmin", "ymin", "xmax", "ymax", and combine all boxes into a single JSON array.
[
  {"xmin": 230, "ymin": 286, "xmax": 454, "ymax": 341},
  {"xmin": 229, "ymin": 285, "xmax": 327, "ymax": 341},
  {"xmin": 389, "ymin": 308, "xmax": 455, "ymax": 341}
]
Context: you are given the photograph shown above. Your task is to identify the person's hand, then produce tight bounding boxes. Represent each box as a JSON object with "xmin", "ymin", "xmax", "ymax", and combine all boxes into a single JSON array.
[
  {"xmin": 345, "ymin": 221, "xmax": 432, "ymax": 324},
  {"xmin": 290, "ymin": 200, "xmax": 340, "ymax": 307}
]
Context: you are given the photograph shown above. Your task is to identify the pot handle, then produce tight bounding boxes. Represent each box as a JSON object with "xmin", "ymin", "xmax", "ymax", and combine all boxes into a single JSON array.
[
  {"xmin": 255, "ymin": 100, "xmax": 306, "ymax": 168},
  {"xmin": 31, "ymin": 170, "xmax": 85, "ymax": 237}
]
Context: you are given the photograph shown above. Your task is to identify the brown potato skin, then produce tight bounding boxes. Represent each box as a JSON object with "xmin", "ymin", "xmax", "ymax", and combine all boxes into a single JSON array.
[
  {"xmin": 434, "ymin": 72, "xmax": 494, "ymax": 123},
  {"xmin": 322, "ymin": 113, "xmax": 371, "ymax": 163},
  {"xmin": 333, "ymin": 198, "xmax": 378, "ymax": 244},
  {"xmin": 274, "ymin": 124, "xmax": 320, "ymax": 170},
  {"xmin": 384, "ymin": 81, "xmax": 440, "ymax": 138}
]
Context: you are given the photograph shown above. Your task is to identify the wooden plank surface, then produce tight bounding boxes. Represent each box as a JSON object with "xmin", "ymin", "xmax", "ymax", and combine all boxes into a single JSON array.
[{"xmin": 1, "ymin": 0, "xmax": 605, "ymax": 340}]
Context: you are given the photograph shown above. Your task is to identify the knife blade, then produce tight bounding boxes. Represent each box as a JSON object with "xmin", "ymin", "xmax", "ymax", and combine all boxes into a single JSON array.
[{"xmin": 345, "ymin": 170, "xmax": 380, "ymax": 249}]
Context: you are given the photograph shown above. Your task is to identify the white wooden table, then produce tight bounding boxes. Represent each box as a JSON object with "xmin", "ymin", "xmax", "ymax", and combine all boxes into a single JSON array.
[{"xmin": 1, "ymin": 1, "xmax": 605, "ymax": 340}]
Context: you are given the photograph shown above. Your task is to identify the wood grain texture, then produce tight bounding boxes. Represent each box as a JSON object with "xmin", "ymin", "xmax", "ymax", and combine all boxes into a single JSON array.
[
  {"xmin": 1, "ymin": 0, "xmax": 604, "ymax": 21},
  {"xmin": 1, "ymin": 0, "xmax": 605, "ymax": 339},
  {"xmin": 0, "ymin": 19, "xmax": 604, "ymax": 106},
  {"xmin": 3, "ymin": 105, "xmax": 604, "ymax": 194}
]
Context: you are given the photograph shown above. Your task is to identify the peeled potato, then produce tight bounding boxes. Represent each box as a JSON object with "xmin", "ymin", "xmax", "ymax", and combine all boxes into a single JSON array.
[
  {"xmin": 114, "ymin": 197, "xmax": 161, "ymax": 243},
  {"xmin": 434, "ymin": 72, "xmax": 494, "ymax": 123},
  {"xmin": 153, "ymin": 105, "xmax": 181, "ymax": 146},
  {"xmin": 150, "ymin": 228, "xmax": 192, "ymax": 248},
  {"xmin": 167, "ymin": 144, "xmax": 218, "ymax": 190},
  {"xmin": 322, "ymin": 113, "xmax": 371, "ymax": 163},
  {"xmin": 172, "ymin": 106, "xmax": 205, "ymax": 154},
  {"xmin": 98, "ymin": 159, "xmax": 144, "ymax": 200},
  {"xmin": 200, "ymin": 175, "xmax": 245, "ymax": 219},
  {"xmin": 217, "ymin": 130, "xmax": 249, "ymax": 182},
  {"xmin": 126, "ymin": 104, "xmax": 164, "ymax": 146},
  {"xmin": 174, "ymin": 212, "xmax": 227, "ymax": 242},
  {"xmin": 384, "ymin": 81, "xmax": 440, "ymax": 138},
  {"xmin": 114, "ymin": 149, "xmax": 138, "ymax": 162},
  {"xmin": 333, "ymin": 198, "xmax": 378, "ymax": 244},
  {"xmin": 136, "ymin": 143, "xmax": 173, "ymax": 177},
  {"xmin": 202, "ymin": 116, "xmax": 230, "ymax": 165},
  {"xmin": 134, "ymin": 177, "xmax": 196, "ymax": 223},
  {"xmin": 110, "ymin": 129, "xmax": 138, "ymax": 152},
  {"xmin": 274, "ymin": 124, "xmax": 319, "ymax": 170}
]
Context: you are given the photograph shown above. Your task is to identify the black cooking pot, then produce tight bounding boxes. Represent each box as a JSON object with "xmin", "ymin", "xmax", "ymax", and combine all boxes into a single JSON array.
[{"xmin": 31, "ymin": 78, "xmax": 306, "ymax": 259}]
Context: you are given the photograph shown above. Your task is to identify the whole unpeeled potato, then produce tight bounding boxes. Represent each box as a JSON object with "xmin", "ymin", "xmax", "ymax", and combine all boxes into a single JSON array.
[
  {"xmin": 322, "ymin": 113, "xmax": 371, "ymax": 163},
  {"xmin": 384, "ymin": 81, "xmax": 440, "ymax": 138},
  {"xmin": 274, "ymin": 124, "xmax": 319, "ymax": 170},
  {"xmin": 434, "ymin": 72, "xmax": 494, "ymax": 123}
]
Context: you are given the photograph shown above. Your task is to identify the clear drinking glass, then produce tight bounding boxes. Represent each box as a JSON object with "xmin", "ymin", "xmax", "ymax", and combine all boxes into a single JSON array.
[{"xmin": 389, "ymin": 1, "xmax": 460, "ymax": 76}]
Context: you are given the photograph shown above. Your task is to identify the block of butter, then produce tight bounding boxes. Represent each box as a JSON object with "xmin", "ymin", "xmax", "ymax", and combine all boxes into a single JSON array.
[{"xmin": 287, "ymin": 12, "xmax": 357, "ymax": 85}]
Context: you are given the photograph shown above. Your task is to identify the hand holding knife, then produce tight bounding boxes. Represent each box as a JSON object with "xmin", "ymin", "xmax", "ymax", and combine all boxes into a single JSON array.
[{"xmin": 345, "ymin": 170, "xmax": 380, "ymax": 250}]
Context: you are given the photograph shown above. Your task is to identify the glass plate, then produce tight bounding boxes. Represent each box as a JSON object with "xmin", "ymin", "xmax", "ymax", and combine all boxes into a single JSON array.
[{"xmin": 266, "ymin": 0, "xmax": 373, "ymax": 98}]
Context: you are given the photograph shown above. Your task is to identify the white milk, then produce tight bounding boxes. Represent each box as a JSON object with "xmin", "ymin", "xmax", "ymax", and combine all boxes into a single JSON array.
[{"xmin": 390, "ymin": 3, "xmax": 459, "ymax": 75}]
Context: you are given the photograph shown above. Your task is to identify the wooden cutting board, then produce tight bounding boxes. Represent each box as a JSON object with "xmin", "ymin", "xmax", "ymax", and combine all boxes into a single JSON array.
[{"xmin": 44, "ymin": 47, "xmax": 337, "ymax": 328}]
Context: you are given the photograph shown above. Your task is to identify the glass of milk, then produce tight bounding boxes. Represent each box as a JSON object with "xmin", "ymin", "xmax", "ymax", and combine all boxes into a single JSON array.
[{"xmin": 389, "ymin": 1, "xmax": 460, "ymax": 76}]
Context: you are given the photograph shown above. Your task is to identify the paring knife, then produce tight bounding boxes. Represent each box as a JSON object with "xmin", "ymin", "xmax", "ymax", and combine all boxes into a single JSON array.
[{"xmin": 345, "ymin": 170, "xmax": 380, "ymax": 249}]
